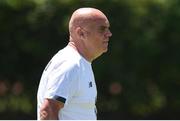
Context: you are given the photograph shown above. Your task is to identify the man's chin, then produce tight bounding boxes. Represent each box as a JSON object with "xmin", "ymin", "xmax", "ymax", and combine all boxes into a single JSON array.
[{"xmin": 103, "ymin": 47, "xmax": 108, "ymax": 53}]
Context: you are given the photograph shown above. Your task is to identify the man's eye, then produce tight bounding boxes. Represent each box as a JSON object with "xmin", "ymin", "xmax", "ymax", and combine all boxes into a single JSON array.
[{"xmin": 99, "ymin": 27, "xmax": 106, "ymax": 32}]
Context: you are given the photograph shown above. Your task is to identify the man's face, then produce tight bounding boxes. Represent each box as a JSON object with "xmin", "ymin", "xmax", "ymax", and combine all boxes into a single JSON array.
[{"xmin": 83, "ymin": 17, "xmax": 112, "ymax": 57}]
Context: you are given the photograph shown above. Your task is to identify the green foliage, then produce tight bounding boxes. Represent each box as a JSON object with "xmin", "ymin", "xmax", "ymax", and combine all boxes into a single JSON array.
[{"xmin": 0, "ymin": 0, "xmax": 180, "ymax": 119}]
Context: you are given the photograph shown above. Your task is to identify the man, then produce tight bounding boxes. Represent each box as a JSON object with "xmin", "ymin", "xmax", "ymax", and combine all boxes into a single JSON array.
[{"xmin": 37, "ymin": 7, "xmax": 112, "ymax": 120}]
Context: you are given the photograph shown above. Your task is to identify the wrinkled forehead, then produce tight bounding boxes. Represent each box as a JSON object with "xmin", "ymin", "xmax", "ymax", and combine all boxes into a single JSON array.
[
  {"xmin": 95, "ymin": 16, "xmax": 109, "ymax": 25},
  {"xmin": 86, "ymin": 16, "xmax": 110, "ymax": 29},
  {"xmin": 69, "ymin": 8, "xmax": 110, "ymax": 30}
]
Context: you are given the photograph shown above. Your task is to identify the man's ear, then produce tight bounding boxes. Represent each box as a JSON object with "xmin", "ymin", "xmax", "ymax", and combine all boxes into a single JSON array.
[{"xmin": 76, "ymin": 27, "xmax": 85, "ymax": 39}]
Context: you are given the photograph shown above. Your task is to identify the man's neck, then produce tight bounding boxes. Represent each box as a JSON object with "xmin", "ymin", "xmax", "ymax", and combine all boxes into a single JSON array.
[{"xmin": 68, "ymin": 41, "xmax": 93, "ymax": 62}]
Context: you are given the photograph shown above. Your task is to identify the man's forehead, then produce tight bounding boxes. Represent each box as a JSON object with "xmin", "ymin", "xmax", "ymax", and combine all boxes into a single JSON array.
[
  {"xmin": 95, "ymin": 18, "xmax": 110, "ymax": 27},
  {"xmin": 75, "ymin": 11, "xmax": 110, "ymax": 29}
]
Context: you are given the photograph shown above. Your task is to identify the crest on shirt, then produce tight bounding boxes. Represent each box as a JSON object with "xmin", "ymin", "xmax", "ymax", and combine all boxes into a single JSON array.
[{"xmin": 89, "ymin": 81, "xmax": 93, "ymax": 88}]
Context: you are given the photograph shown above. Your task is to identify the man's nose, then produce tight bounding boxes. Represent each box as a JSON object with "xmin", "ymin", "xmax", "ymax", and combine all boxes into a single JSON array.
[
  {"xmin": 108, "ymin": 30, "xmax": 112, "ymax": 37},
  {"xmin": 106, "ymin": 30, "xmax": 112, "ymax": 37}
]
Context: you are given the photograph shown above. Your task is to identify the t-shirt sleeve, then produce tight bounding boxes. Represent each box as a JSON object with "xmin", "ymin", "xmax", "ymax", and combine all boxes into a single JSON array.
[{"xmin": 44, "ymin": 61, "xmax": 79, "ymax": 104}]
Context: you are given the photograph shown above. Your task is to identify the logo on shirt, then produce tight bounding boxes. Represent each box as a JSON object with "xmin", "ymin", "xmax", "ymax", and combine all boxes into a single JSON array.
[{"xmin": 89, "ymin": 81, "xmax": 93, "ymax": 88}]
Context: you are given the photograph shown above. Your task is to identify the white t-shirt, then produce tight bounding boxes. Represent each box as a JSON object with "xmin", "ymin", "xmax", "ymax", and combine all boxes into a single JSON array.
[{"xmin": 37, "ymin": 45, "xmax": 97, "ymax": 120}]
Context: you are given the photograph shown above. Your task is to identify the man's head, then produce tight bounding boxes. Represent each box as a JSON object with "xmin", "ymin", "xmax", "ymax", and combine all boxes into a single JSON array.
[{"xmin": 69, "ymin": 7, "xmax": 112, "ymax": 62}]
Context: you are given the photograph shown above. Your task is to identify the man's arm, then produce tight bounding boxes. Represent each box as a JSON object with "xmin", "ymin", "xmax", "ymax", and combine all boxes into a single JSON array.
[{"xmin": 40, "ymin": 98, "xmax": 64, "ymax": 120}]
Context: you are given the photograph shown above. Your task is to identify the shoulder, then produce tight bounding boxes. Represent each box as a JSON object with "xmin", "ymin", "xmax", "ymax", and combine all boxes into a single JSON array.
[
  {"xmin": 50, "ymin": 49, "xmax": 80, "ymax": 74},
  {"xmin": 46, "ymin": 46, "xmax": 87, "ymax": 74}
]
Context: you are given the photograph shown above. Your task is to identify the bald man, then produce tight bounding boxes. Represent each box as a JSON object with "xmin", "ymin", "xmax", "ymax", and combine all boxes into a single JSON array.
[{"xmin": 37, "ymin": 7, "xmax": 112, "ymax": 120}]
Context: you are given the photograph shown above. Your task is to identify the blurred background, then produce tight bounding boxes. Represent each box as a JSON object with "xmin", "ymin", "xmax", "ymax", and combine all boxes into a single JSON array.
[{"xmin": 0, "ymin": 0, "xmax": 180, "ymax": 119}]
